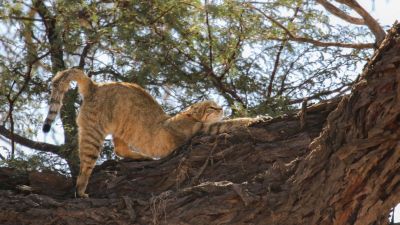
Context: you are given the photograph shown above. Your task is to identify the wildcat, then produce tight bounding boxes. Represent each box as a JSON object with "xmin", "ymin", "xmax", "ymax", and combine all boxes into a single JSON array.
[{"xmin": 43, "ymin": 68, "xmax": 262, "ymax": 197}]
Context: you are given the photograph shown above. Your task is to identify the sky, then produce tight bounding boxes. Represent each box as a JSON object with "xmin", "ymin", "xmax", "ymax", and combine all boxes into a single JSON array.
[
  {"xmin": 1, "ymin": 0, "xmax": 400, "ymax": 221},
  {"xmin": 359, "ymin": 0, "xmax": 399, "ymax": 27}
]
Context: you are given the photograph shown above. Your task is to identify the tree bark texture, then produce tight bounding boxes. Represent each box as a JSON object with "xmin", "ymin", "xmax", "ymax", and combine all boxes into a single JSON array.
[{"xmin": 1, "ymin": 23, "xmax": 400, "ymax": 225}]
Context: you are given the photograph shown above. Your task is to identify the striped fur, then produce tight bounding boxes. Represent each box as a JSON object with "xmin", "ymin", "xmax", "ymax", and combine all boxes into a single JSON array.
[
  {"xmin": 43, "ymin": 68, "xmax": 262, "ymax": 198},
  {"xmin": 43, "ymin": 68, "xmax": 93, "ymax": 132}
]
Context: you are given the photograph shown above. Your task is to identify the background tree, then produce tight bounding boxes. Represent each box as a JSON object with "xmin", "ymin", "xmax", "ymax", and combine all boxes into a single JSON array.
[{"xmin": 0, "ymin": 0, "xmax": 389, "ymax": 178}]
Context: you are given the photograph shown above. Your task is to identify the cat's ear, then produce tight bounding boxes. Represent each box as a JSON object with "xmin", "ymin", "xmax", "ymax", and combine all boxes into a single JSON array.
[
  {"xmin": 182, "ymin": 105, "xmax": 194, "ymax": 115},
  {"xmin": 183, "ymin": 105, "xmax": 192, "ymax": 112}
]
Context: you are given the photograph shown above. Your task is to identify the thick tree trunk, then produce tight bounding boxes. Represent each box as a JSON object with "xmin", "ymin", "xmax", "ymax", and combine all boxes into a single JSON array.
[{"xmin": 1, "ymin": 23, "xmax": 400, "ymax": 225}]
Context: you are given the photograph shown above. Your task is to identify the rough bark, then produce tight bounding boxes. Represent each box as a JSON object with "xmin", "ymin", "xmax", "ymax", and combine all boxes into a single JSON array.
[{"xmin": 1, "ymin": 23, "xmax": 400, "ymax": 225}]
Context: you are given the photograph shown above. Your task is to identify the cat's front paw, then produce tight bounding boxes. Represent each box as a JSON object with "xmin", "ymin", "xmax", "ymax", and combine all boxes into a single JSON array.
[{"xmin": 252, "ymin": 115, "xmax": 272, "ymax": 124}]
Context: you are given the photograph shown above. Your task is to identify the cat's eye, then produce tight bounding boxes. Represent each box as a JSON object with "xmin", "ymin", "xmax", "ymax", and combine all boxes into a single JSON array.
[
  {"xmin": 209, "ymin": 107, "xmax": 222, "ymax": 111},
  {"xmin": 205, "ymin": 107, "xmax": 222, "ymax": 115}
]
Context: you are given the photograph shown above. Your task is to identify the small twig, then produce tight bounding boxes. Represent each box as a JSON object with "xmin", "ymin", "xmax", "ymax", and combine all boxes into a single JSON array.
[
  {"xmin": 2, "ymin": 51, "xmax": 48, "ymax": 158},
  {"xmin": 288, "ymin": 83, "xmax": 352, "ymax": 105},
  {"xmin": 219, "ymin": 13, "xmax": 244, "ymax": 80},
  {"xmin": 175, "ymin": 156, "xmax": 189, "ymax": 190},
  {"xmin": 8, "ymin": 105, "xmax": 15, "ymax": 159},
  {"xmin": 268, "ymin": 5, "xmax": 300, "ymax": 99},
  {"xmin": 391, "ymin": 207, "xmax": 395, "ymax": 224},
  {"xmin": 232, "ymin": 184, "xmax": 254, "ymax": 206},
  {"xmin": 0, "ymin": 152, "xmax": 5, "ymax": 160},
  {"xmin": 299, "ymin": 98, "xmax": 308, "ymax": 129},
  {"xmin": 78, "ymin": 41, "xmax": 93, "ymax": 69},
  {"xmin": 122, "ymin": 196, "xmax": 136, "ymax": 222},
  {"xmin": 148, "ymin": 4, "xmax": 176, "ymax": 25},
  {"xmin": 190, "ymin": 139, "xmax": 219, "ymax": 185},
  {"xmin": 5, "ymin": 90, "xmax": 16, "ymax": 159},
  {"xmin": 204, "ymin": 0, "xmax": 214, "ymax": 72},
  {"xmin": 150, "ymin": 191, "xmax": 173, "ymax": 225}
]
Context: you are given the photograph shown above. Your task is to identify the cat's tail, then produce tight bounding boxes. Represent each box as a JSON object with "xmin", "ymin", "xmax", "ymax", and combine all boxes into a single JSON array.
[{"xmin": 43, "ymin": 68, "xmax": 94, "ymax": 133}]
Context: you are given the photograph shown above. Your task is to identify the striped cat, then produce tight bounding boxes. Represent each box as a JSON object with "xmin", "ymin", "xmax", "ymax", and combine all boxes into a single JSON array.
[{"xmin": 43, "ymin": 68, "xmax": 262, "ymax": 198}]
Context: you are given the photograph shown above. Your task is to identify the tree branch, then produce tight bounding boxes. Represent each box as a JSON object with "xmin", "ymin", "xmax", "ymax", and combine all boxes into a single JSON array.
[
  {"xmin": 277, "ymin": 47, "xmax": 311, "ymax": 96},
  {"xmin": 250, "ymin": 5, "xmax": 374, "ymax": 49},
  {"xmin": 149, "ymin": 4, "xmax": 176, "ymax": 25},
  {"xmin": 0, "ymin": 152, "xmax": 5, "ymax": 160},
  {"xmin": 316, "ymin": 0, "xmax": 365, "ymax": 25},
  {"xmin": 267, "ymin": 41, "xmax": 285, "ymax": 99},
  {"xmin": 266, "ymin": 5, "xmax": 300, "ymax": 99},
  {"xmin": 220, "ymin": 28, "xmax": 242, "ymax": 80},
  {"xmin": 78, "ymin": 41, "xmax": 93, "ymax": 69},
  {"xmin": 205, "ymin": 70, "xmax": 245, "ymax": 107},
  {"xmin": 88, "ymin": 67, "xmax": 125, "ymax": 79},
  {"xmin": 0, "ymin": 125, "xmax": 61, "ymax": 154},
  {"xmin": 200, "ymin": 2, "xmax": 246, "ymax": 108},
  {"xmin": 288, "ymin": 84, "xmax": 351, "ymax": 104},
  {"xmin": 289, "ymin": 36, "xmax": 373, "ymax": 48},
  {"xmin": 286, "ymin": 23, "xmax": 400, "ymax": 224},
  {"xmin": 33, "ymin": 0, "xmax": 65, "ymax": 73},
  {"xmin": 335, "ymin": 0, "xmax": 385, "ymax": 44},
  {"xmin": 0, "ymin": 16, "xmax": 43, "ymax": 21},
  {"xmin": 149, "ymin": 25, "xmax": 245, "ymax": 108},
  {"xmin": 204, "ymin": 0, "xmax": 214, "ymax": 73}
]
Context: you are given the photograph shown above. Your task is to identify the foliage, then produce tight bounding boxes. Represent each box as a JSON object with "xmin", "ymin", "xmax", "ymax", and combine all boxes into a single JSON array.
[{"xmin": 0, "ymin": 145, "xmax": 69, "ymax": 175}]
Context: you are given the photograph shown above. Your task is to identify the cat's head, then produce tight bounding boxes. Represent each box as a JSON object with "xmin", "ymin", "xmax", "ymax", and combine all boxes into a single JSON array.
[{"xmin": 183, "ymin": 100, "xmax": 224, "ymax": 123}]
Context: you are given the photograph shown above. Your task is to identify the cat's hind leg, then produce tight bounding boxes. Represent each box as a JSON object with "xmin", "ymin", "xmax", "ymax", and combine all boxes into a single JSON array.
[{"xmin": 76, "ymin": 127, "xmax": 105, "ymax": 198}]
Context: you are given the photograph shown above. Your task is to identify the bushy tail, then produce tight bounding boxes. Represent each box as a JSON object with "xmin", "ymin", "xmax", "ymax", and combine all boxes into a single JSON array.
[{"xmin": 43, "ymin": 68, "xmax": 94, "ymax": 133}]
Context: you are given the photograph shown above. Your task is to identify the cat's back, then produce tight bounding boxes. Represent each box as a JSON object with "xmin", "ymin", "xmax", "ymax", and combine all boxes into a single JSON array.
[
  {"xmin": 100, "ymin": 82, "xmax": 160, "ymax": 105},
  {"xmin": 81, "ymin": 82, "xmax": 167, "ymax": 129}
]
